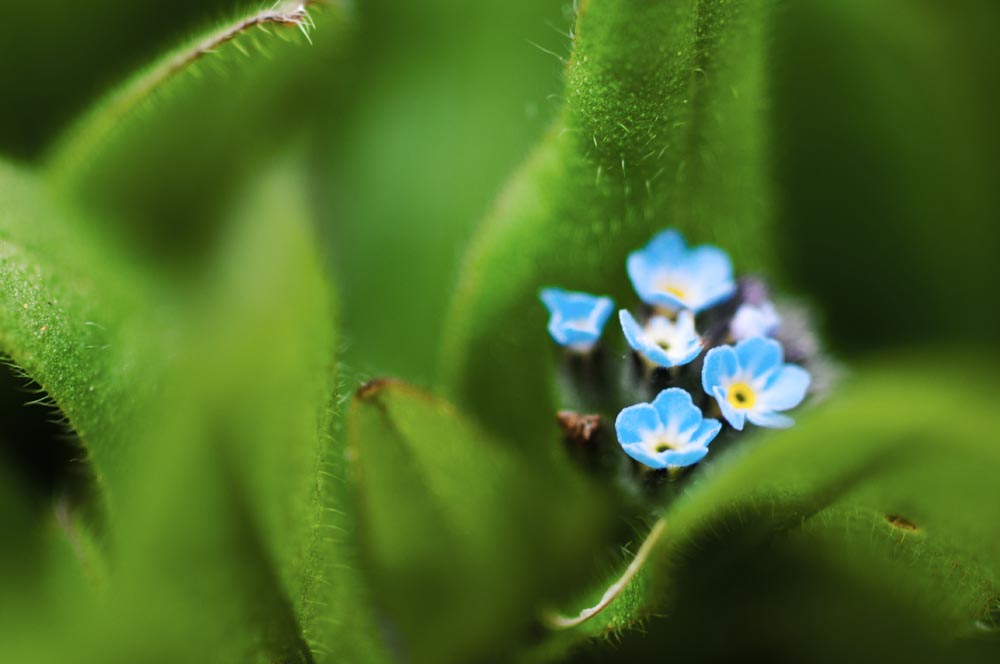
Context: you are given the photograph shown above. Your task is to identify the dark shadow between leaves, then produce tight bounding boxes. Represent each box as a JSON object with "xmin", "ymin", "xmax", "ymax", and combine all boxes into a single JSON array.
[{"xmin": 0, "ymin": 357, "xmax": 102, "ymax": 528}]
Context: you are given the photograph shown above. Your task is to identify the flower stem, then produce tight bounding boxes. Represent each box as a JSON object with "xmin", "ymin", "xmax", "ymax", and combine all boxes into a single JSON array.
[{"xmin": 541, "ymin": 517, "xmax": 667, "ymax": 630}]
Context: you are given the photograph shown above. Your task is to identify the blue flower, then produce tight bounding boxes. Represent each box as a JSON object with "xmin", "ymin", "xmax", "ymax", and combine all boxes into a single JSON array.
[
  {"xmin": 619, "ymin": 309, "xmax": 702, "ymax": 368},
  {"xmin": 702, "ymin": 337, "xmax": 811, "ymax": 430},
  {"xmin": 539, "ymin": 287, "xmax": 614, "ymax": 350},
  {"xmin": 615, "ymin": 388, "xmax": 722, "ymax": 469},
  {"xmin": 627, "ymin": 230, "xmax": 736, "ymax": 312},
  {"xmin": 730, "ymin": 301, "xmax": 781, "ymax": 341}
]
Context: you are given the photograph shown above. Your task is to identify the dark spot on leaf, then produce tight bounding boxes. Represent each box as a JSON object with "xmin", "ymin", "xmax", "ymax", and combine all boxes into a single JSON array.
[
  {"xmin": 556, "ymin": 410, "xmax": 602, "ymax": 445},
  {"xmin": 357, "ymin": 378, "xmax": 392, "ymax": 401},
  {"xmin": 884, "ymin": 514, "xmax": 919, "ymax": 531}
]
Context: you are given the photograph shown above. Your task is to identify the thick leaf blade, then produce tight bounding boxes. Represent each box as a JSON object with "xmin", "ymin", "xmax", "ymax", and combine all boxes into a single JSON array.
[
  {"xmin": 100, "ymin": 155, "xmax": 387, "ymax": 663},
  {"xmin": 441, "ymin": 0, "xmax": 778, "ymax": 438},
  {"xmin": 348, "ymin": 379, "xmax": 611, "ymax": 664},
  {"xmin": 535, "ymin": 356, "xmax": 1000, "ymax": 660},
  {"xmin": 45, "ymin": 1, "xmax": 352, "ymax": 259}
]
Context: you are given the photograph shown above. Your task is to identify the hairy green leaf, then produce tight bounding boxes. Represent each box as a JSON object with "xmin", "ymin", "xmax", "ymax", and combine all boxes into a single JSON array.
[
  {"xmin": 347, "ymin": 379, "xmax": 611, "ymax": 664},
  {"xmin": 534, "ymin": 356, "xmax": 1000, "ymax": 660},
  {"xmin": 441, "ymin": 0, "xmax": 777, "ymax": 438},
  {"xmin": 99, "ymin": 155, "xmax": 387, "ymax": 663},
  {"xmin": 319, "ymin": 0, "xmax": 565, "ymax": 384},
  {"xmin": 0, "ymin": 159, "xmax": 163, "ymax": 518},
  {"xmin": 0, "ymin": 0, "xmax": 237, "ymax": 159},
  {"xmin": 46, "ymin": 1, "xmax": 352, "ymax": 259},
  {"xmin": 0, "ymin": 154, "xmax": 385, "ymax": 661}
]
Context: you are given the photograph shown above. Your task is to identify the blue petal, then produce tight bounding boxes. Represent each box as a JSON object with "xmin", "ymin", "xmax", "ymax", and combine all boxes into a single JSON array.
[
  {"xmin": 589, "ymin": 296, "xmax": 616, "ymax": 331},
  {"xmin": 760, "ymin": 364, "xmax": 811, "ymax": 411},
  {"xmin": 619, "ymin": 311, "xmax": 681, "ymax": 367},
  {"xmin": 539, "ymin": 288, "xmax": 615, "ymax": 346},
  {"xmin": 731, "ymin": 301, "xmax": 781, "ymax": 341},
  {"xmin": 675, "ymin": 343, "xmax": 703, "ymax": 366},
  {"xmin": 734, "ymin": 336, "xmax": 783, "ymax": 379},
  {"xmin": 695, "ymin": 281, "xmax": 738, "ymax": 312},
  {"xmin": 615, "ymin": 403, "xmax": 662, "ymax": 445},
  {"xmin": 539, "ymin": 287, "xmax": 562, "ymax": 311},
  {"xmin": 660, "ymin": 445, "xmax": 710, "ymax": 467},
  {"xmin": 644, "ymin": 290, "xmax": 688, "ymax": 311},
  {"xmin": 702, "ymin": 345, "xmax": 739, "ymax": 393},
  {"xmin": 627, "ymin": 231, "xmax": 688, "ymax": 308},
  {"xmin": 713, "ymin": 385, "xmax": 746, "ymax": 430},
  {"xmin": 620, "ymin": 442, "xmax": 669, "ymax": 469},
  {"xmin": 685, "ymin": 245, "xmax": 733, "ymax": 287},
  {"xmin": 643, "ymin": 229, "xmax": 687, "ymax": 264},
  {"xmin": 690, "ymin": 418, "xmax": 723, "ymax": 447},
  {"xmin": 626, "ymin": 253, "xmax": 684, "ymax": 309},
  {"xmin": 651, "ymin": 388, "xmax": 701, "ymax": 437},
  {"xmin": 620, "ymin": 309, "xmax": 656, "ymax": 355},
  {"xmin": 746, "ymin": 410, "xmax": 795, "ymax": 429}
]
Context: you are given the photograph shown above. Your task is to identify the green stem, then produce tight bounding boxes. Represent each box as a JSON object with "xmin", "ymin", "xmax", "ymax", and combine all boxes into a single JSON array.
[{"xmin": 542, "ymin": 517, "xmax": 667, "ymax": 630}]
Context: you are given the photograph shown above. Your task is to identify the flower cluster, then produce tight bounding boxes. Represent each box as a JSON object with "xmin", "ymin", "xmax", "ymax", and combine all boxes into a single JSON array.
[{"xmin": 541, "ymin": 230, "xmax": 816, "ymax": 472}]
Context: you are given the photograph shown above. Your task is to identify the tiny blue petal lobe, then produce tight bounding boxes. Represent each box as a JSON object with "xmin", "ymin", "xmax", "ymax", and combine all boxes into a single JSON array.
[
  {"xmin": 734, "ymin": 336, "xmax": 784, "ymax": 380},
  {"xmin": 615, "ymin": 403, "xmax": 661, "ymax": 445},
  {"xmin": 760, "ymin": 364, "xmax": 811, "ymax": 411},
  {"xmin": 539, "ymin": 287, "xmax": 614, "ymax": 348},
  {"xmin": 702, "ymin": 345, "xmax": 740, "ymax": 393}
]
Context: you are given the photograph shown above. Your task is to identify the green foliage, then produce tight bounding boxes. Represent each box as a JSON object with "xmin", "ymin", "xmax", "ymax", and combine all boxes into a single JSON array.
[
  {"xmin": 0, "ymin": 159, "xmax": 159, "ymax": 511},
  {"xmin": 47, "ymin": 1, "xmax": 353, "ymax": 259},
  {"xmin": 441, "ymin": 0, "xmax": 777, "ymax": 438},
  {"xmin": 320, "ymin": 0, "xmax": 566, "ymax": 384},
  {"xmin": 533, "ymin": 357, "xmax": 1000, "ymax": 660},
  {"xmin": 347, "ymin": 379, "xmax": 610, "ymax": 664},
  {"xmin": 0, "ymin": 0, "xmax": 237, "ymax": 159},
  {"xmin": 0, "ymin": 0, "xmax": 997, "ymax": 662},
  {"xmin": 771, "ymin": 0, "xmax": 1000, "ymax": 351},
  {"xmin": 0, "ymin": 149, "xmax": 388, "ymax": 661}
]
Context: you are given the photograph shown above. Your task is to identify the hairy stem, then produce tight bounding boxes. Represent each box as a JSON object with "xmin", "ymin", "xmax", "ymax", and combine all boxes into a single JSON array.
[{"xmin": 542, "ymin": 517, "xmax": 667, "ymax": 630}]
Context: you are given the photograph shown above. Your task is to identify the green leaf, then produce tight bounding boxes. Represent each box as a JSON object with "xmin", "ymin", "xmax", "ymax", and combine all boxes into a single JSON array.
[
  {"xmin": 534, "ymin": 355, "xmax": 1000, "ymax": 660},
  {"xmin": 99, "ymin": 155, "xmax": 387, "ymax": 663},
  {"xmin": 347, "ymin": 379, "xmax": 612, "ymax": 664},
  {"xmin": 45, "ymin": 1, "xmax": 352, "ymax": 259},
  {"xmin": 440, "ymin": 0, "xmax": 778, "ymax": 438},
  {"xmin": 0, "ymin": 154, "xmax": 386, "ymax": 661},
  {"xmin": 0, "ymin": 0, "xmax": 238, "ymax": 159},
  {"xmin": 319, "ymin": 0, "xmax": 566, "ymax": 384},
  {"xmin": 0, "ymin": 159, "xmax": 162, "ymax": 517}
]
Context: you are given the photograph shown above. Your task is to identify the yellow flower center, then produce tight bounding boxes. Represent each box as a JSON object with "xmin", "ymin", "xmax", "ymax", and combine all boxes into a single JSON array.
[
  {"xmin": 658, "ymin": 283, "xmax": 687, "ymax": 301},
  {"xmin": 651, "ymin": 439, "xmax": 677, "ymax": 454},
  {"xmin": 727, "ymin": 382, "xmax": 756, "ymax": 410}
]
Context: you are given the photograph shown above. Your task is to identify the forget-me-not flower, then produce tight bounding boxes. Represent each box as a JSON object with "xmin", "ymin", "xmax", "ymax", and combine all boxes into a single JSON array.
[
  {"xmin": 540, "ymin": 287, "xmax": 615, "ymax": 351},
  {"xmin": 619, "ymin": 309, "xmax": 702, "ymax": 368},
  {"xmin": 730, "ymin": 301, "xmax": 781, "ymax": 341},
  {"xmin": 615, "ymin": 388, "xmax": 722, "ymax": 469},
  {"xmin": 627, "ymin": 230, "xmax": 736, "ymax": 313},
  {"xmin": 702, "ymin": 337, "xmax": 811, "ymax": 430}
]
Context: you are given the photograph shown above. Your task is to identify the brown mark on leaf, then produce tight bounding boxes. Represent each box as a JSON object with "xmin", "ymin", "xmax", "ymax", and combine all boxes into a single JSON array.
[
  {"xmin": 356, "ymin": 378, "xmax": 392, "ymax": 401},
  {"xmin": 884, "ymin": 514, "xmax": 919, "ymax": 532},
  {"xmin": 557, "ymin": 410, "xmax": 602, "ymax": 445}
]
